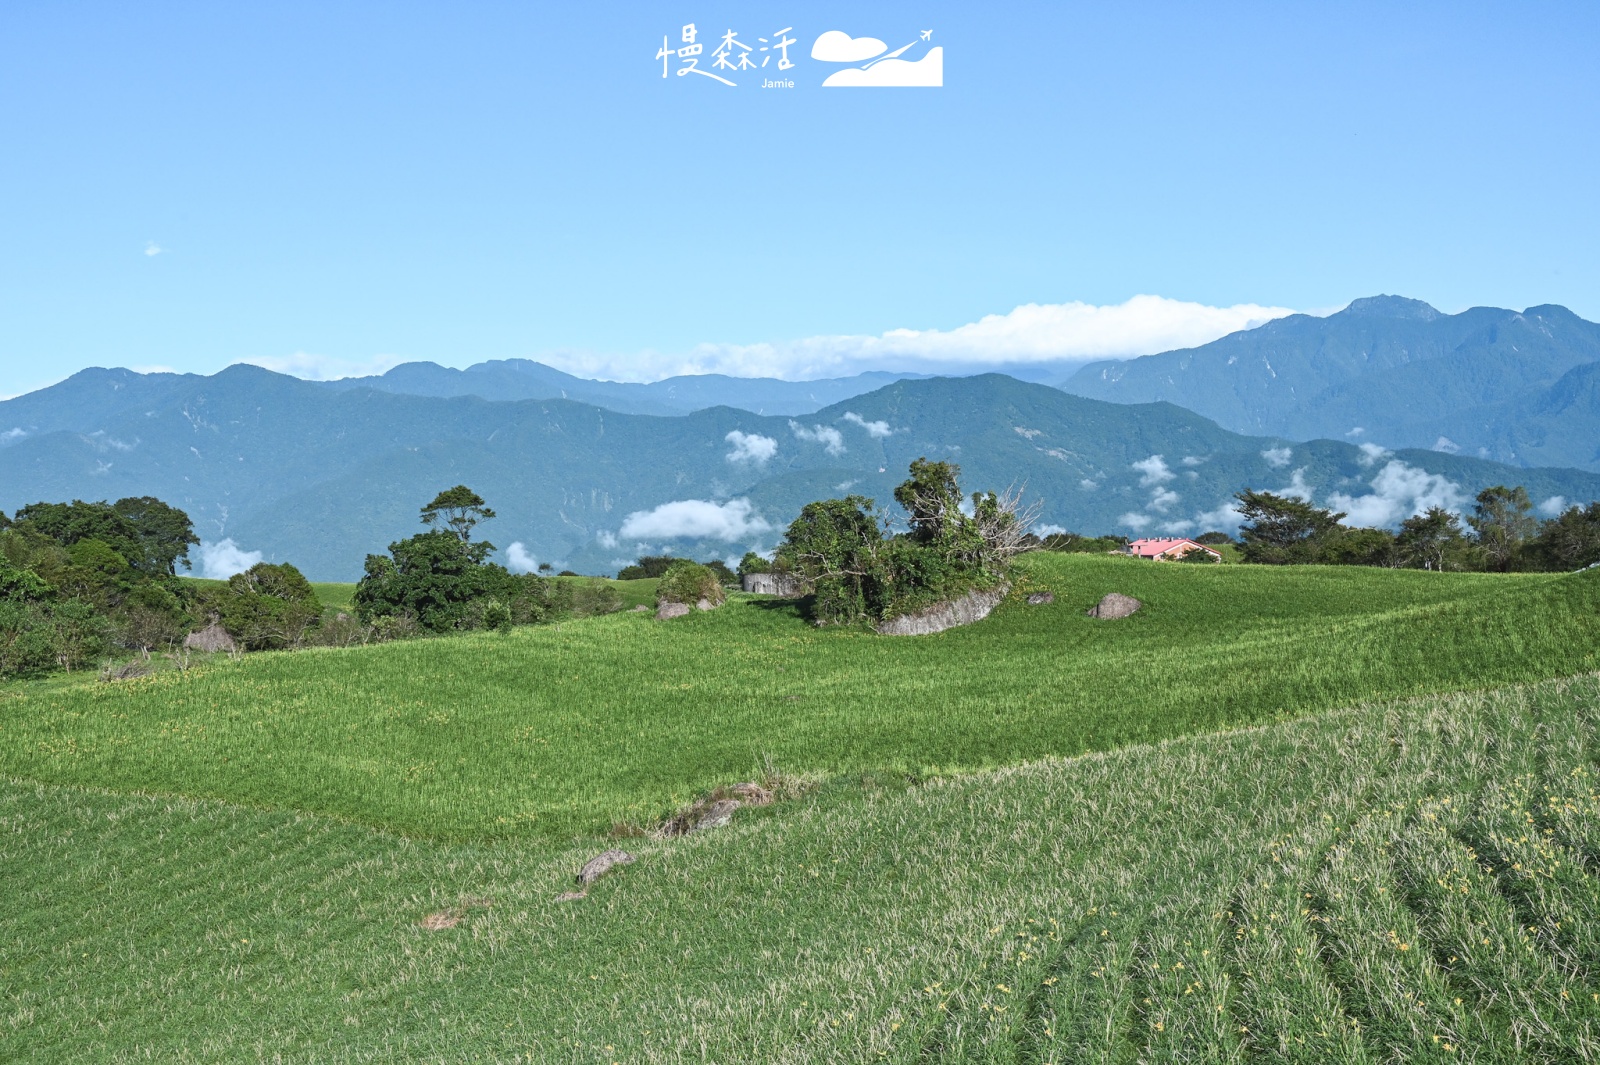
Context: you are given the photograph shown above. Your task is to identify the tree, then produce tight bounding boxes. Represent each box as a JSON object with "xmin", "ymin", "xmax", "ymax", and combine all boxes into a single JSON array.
[
  {"xmin": 200, "ymin": 561, "xmax": 323, "ymax": 650},
  {"xmin": 656, "ymin": 560, "xmax": 726, "ymax": 608},
  {"xmin": 1322, "ymin": 526, "xmax": 1398, "ymax": 567},
  {"xmin": 736, "ymin": 551, "xmax": 771, "ymax": 578},
  {"xmin": 618, "ymin": 556, "xmax": 678, "ymax": 580},
  {"xmin": 776, "ymin": 496, "xmax": 886, "ymax": 625},
  {"xmin": 419, "ymin": 485, "xmax": 496, "ymax": 553},
  {"xmin": 112, "ymin": 496, "xmax": 200, "ymax": 575},
  {"xmin": 1529, "ymin": 501, "xmax": 1600, "ymax": 571},
  {"xmin": 1234, "ymin": 490, "xmax": 1346, "ymax": 564},
  {"xmin": 894, "ymin": 458, "xmax": 965, "ymax": 545},
  {"xmin": 1396, "ymin": 507, "xmax": 1470, "ymax": 571},
  {"xmin": 1468, "ymin": 485, "xmax": 1537, "ymax": 572}
]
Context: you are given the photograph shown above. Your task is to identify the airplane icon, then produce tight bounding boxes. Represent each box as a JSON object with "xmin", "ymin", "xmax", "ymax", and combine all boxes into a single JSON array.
[{"xmin": 920, "ymin": 30, "xmax": 932, "ymax": 41}]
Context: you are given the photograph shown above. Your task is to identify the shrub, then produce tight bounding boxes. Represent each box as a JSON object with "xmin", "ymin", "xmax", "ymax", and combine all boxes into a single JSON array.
[
  {"xmin": 656, "ymin": 560, "xmax": 725, "ymax": 608},
  {"xmin": 617, "ymin": 556, "xmax": 677, "ymax": 580}
]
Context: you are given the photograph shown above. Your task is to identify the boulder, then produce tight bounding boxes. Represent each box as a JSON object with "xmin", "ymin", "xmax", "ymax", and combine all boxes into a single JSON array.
[
  {"xmin": 656, "ymin": 602, "xmax": 691, "ymax": 620},
  {"xmin": 742, "ymin": 572, "xmax": 806, "ymax": 597},
  {"xmin": 1026, "ymin": 591, "xmax": 1055, "ymax": 605},
  {"xmin": 1087, "ymin": 593, "xmax": 1142, "ymax": 619},
  {"xmin": 874, "ymin": 583, "xmax": 1009, "ymax": 636},
  {"xmin": 689, "ymin": 798, "xmax": 742, "ymax": 832},
  {"xmin": 695, "ymin": 597, "xmax": 718, "ymax": 611},
  {"xmin": 182, "ymin": 621, "xmax": 236, "ymax": 653},
  {"xmin": 632, "ymin": 604, "xmax": 650, "ymax": 612},
  {"xmin": 577, "ymin": 848, "xmax": 636, "ymax": 885}
]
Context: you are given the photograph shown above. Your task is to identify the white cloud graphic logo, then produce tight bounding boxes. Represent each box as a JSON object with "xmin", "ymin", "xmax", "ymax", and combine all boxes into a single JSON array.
[
  {"xmin": 810, "ymin": 31, "xmax": 887, "ymax": 63},
  {"xmin": 823, "ymin": 46, "xmax": 943, "ymax": 87}
]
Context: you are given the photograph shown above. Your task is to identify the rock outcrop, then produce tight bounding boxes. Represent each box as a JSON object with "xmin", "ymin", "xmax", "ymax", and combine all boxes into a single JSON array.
[
  {"xmin": 656, "ymin": 602, "xmax": 691, "ymax": 620},
  {"xmin": 873, "ymin": 584, "xmax": 1009, "ymax": 636},
  {"xmin": 183, "ymin": 621, "xmax": 236, "ymax": 653},
  {"xmin": 577, "ymin": 849, "xmax": 636, "ymax": 886},
  {"xmin": 1086, "ymin": 593, "xmax": 1142, "ymax": 619},
  {"xmin": 742, "ymin": 572, "xmax": 806, "ymax": 597}
]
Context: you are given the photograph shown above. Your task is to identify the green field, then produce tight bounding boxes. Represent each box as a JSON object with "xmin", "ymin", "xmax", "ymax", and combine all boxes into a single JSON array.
[{"xmin": 4, "ymin": 555, "xmax": 1600, "ymax": 1061}]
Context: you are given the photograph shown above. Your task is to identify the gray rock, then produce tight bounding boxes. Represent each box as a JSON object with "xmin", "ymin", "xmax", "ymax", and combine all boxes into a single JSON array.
[
  {"xmin": 1026, "ymin": 592, "xmax": 1055, "ymax": 605},
  {"xmin": 742, "ymin": 572, "xmax": 806, "ymax": 596},
  {"xmin": 632, "ymin": 604, "xmax": 650, "ymax": 612},
  {"xmin": 182, "ymin": 621, "xmax": 236, "ymax": 653},
  {"xmin": 695, "ymin": 597, "xmax": 718, "ymax": 611},
  {"xmin": 656, "ymin": 602, "xmax": 691, "ymax": 620},
  {"xmin": 874, "ymin": 583, "xmax": 1010, "ymax": 636},
  {"xmin": 690, "ymin": 799, "xmax": 742, "ymax": 832},
  {"xmin": 1087, "ymin": 593, "xmax": 1142, "ymax": 619},
  {"xmin": 577, "ymin": 849, "xmax": 636, "ymax": 885}
]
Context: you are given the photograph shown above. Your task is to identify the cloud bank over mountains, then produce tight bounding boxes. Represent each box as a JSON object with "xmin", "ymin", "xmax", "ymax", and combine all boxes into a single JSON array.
[{"xmin": 238, "ymin": 295, "xmax": 1302, "ymax": 385}]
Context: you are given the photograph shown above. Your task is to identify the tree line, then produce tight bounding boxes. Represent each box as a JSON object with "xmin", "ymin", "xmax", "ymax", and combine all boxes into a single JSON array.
[{"xmin": 1226, "ymin": 486, "xmax": 1600, "ymax": 571}]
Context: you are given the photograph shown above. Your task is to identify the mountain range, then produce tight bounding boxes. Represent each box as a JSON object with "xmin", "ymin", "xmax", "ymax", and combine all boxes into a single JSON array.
[
  {"xmin": 1062, "ymin": 295, "xmax": 1600, "ymax": 471},
  {"xmin": 4, "ymin": 364, "xmax": 1598, "ymax": 581}
]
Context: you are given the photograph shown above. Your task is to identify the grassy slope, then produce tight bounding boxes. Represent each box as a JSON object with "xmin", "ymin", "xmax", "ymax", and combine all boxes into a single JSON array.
[
  {"xmin": 4, "ymin": 555, "xmax": 1597, "ymax": 841},
  {"xmin": 5, "ymin": 674, "xmax": 1600, "ymax": 1062}
]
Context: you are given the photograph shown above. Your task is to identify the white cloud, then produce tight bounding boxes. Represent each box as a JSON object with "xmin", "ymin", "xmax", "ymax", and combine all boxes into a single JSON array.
[
  {"xmin": 1036, "ymin": 523, "xmax": 1067, "ymax": 536},
  {"xmin": 1357, "ymin": 442, "xmax": 1392, "ymax": 467},
  {"xmin": 238, "ymin": 352, "xmax": 408, "ymax": 382},
  {"xmin": 1432, "ymin": 436, "xmax": 1461, "ymax": 455},
  {"xmin": 790, "ymin": 421, "xmax": 846, "ymax": 456},
  {"xmin": 144, "ymin": 241, "xmax": 163, "ymax": 257},
  {"xmin": 1326, "ymin": 460, "xmax": 1466, "ymax": 528},
  {"xmin": 1346, "ymin": 427, "xmax": 1365, "ymax": 437},
  {"xmin": 197, "ymin": 539, "xmax": 261, "ymax": 580},
  {"xmin": 823, "ymin": 47, "xmax": 943, "ymax": 87},
  {"xmin": 618, "ymin": 498, "xmax": 771, "ymax": 542},
  {"xmin": 1261, "ymin": 446, "xmax": 1293, "ymax": 468},
  {"xmin": 1119, "ymin": 512, "xmax": 1153, "ymax": 532},
  {"xmin": 835, "ymin": 479, "xmax": 857, "ymax": 492},
  {"xmin": 596, "ymin": 529, "xmax": 619, "ymax": 549},
  {"xmin": 505, "ymin": 542, "xmax": 538, "ymax": 574},
  {"xmin": 1538, "ymin": 495, "xmax": 1568, "ymax": 518},
  {"xmin": 1079, "ymin": 479, "xmax": 1099, "ymax": 491},
  {"xmin": 1180, "ymin": 455, "xmax": 1205, "ymax": 466},
  {"xmin": 1133, "ymin": 455, "xmax": 1175, "ymax": 486},
  {"xmin": 531, "ymin": 295, "xmax": 1303, "ymax": 383},
  {"xmin": 810, "ymin": 30, "xmax": 887, "ymax": 62},
  {"xmin": 724, "ymin": 430, "xmax": 778, "ymax": 464},
  {"xmin": 1277, "ymin": 468, "xmax": 1314, "ymax": 502},
  {"xmin": 1, "ymin": 427, "xmax": 26, "ymax": 444},
  {"xmin": 1149, "ymin": 487, "xmax": 1181, "ymax": 512},
  {"xmin": 1193, "ymin": 500, "xmax": 1245, "ymax": 533},
  {"xmin": 841, "ymin": 411, "xmax": 893, "ymax": 437}
]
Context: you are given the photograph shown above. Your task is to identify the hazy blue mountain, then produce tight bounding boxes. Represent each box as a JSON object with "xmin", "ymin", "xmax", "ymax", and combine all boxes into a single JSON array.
[
  {"xmin": 4, "ymin": 367, "xmax": 1597, "ymax": 580},
  {"xmin": 1062, "ymin": 297, "xmax": 1600, "ymax": 470},
  {"xmin": 322, "ymin": 359, "xmax": 928, "ymax": 415}
]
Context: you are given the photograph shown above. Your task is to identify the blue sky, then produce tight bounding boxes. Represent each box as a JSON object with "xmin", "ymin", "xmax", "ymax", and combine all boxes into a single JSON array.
[{"xmin": 2, "ymin": 1, "xmax": 1597, "ymax": 396}]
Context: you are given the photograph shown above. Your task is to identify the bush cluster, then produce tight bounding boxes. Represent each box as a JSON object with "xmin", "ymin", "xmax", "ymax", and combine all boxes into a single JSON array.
[
  {"xmin": 0, "ymin": 498, "xmax": 198, "ymax": 677},
  {"xmin": 773, "ymin": 458, "xmax": 1025, "ymax": 626},
  {"xmin": 654, "ymin": 560, "xmax": 726, "ymax": 608}
]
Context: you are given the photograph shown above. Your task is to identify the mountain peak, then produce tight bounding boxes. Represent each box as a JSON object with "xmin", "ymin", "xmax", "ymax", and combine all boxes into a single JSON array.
[{"xmin": 1340, "ymin": 295, "xmax": 1442, "ymax": 320}]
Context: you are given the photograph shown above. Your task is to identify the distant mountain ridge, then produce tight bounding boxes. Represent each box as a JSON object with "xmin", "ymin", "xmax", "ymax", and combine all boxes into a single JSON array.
[
  {"xmin": 4, "ymin": 366, "xmax": 1598, "ymax": 580},
  {"xmin": 322, "ymin": 359, "xmax": 929, "ymax": 416},
  {"xmin": 1062, "ymin": 296, "xmax": 1600, "ymax": 470}
]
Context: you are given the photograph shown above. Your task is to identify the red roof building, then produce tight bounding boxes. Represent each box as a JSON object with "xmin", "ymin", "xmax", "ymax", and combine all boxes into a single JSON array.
[{"xmin": 1124, "ymin": 537, "xmax": 1221, "ymax": 561}]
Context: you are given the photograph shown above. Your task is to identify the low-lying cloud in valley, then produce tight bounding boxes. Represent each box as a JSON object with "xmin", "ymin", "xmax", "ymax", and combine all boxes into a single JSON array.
[
  {"xmin": 724, "ymin": 430, "xmax": 778, "ymax": 464},
  {"xmin": 197, "ymin": 539, "xmax": 262, "ymax": 579},
  {"xmin": 616, "ymin": 498, "xmax": 771, "ymax": 542}
]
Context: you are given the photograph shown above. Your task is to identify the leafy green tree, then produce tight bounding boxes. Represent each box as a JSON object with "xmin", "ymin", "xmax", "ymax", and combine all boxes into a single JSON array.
[
  {"xmin": 1467, "ymin": 485, "xmax": 1538, "ymax": 572},
  {"xmin": 1396, "ymin": 507, "xmax": 1470, "ymax": 571},
  {"xmin": 777, "ymin": 496, "xmax": 886, "ymax": 625},
  {"xmin": 617, "ymin": 556, "xmax": 678, "ymax": 580},
  {"xmin": 419, "ymin": 485, "xmax": 496, "ymax": 556},
  {"xmin": 736, "ymin": 551, "xmax": 771, "ymax": 578},
  {"xmin": 1322, "ymin": 526, "xmax": 1398, "ymax": 567},
  {"xmin": 197, "ymin": 561, "xmax": 322, "ymax": 650},
  {"xmin": 1176, "ymin": 546, "xmax": 1219, "ymax": 563},
  {"xmin": 1234, "ymin": 490, "xmax": 1346, "ymax": 564},
  {"xmin": 1195, "ymin": 531, "xmax": 1234, "ymax": 546},
  {"xmin": 0, "ymin": 557, "xmax": 52, "ymax": 603},
  {"xmin": 1529, "ymin": 501, "xmax": 1600, "ymax": 571},
  {"xmin": 112, "ymin": 496, "xmax": 200, "ymax": 574},
  {"xmin": 0, "ymin": 602, "xmax": 56, "ymax": 677}
]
